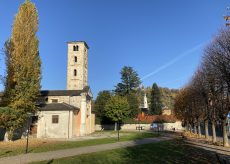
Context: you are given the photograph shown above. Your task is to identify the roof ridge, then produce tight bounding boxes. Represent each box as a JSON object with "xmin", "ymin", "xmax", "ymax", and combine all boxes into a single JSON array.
[{"xmin": 62, "ymin": 102, "xmax": 74, "ymax": 109}]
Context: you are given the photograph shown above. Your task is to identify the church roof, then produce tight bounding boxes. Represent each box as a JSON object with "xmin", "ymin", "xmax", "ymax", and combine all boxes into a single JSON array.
[
  {"xmin": 40, "ymin": 86, "xmax": 90, "ymax": 96},
  {"xmin": 40, "ymin": 90, "xmax": 81, "ymax": 96},
  {"xmin": 38, "ymin": 103, "xmax": 80, "ymax": 111},
  {"xmin": 0, "ymin": 86, "xmax": 92, "ymax": 98}
]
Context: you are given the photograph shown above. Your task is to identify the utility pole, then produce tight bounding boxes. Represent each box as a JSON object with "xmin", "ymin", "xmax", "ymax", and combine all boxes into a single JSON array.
[{"xmin": 224, "ymin": 7, "xmax": 230, "ymax": 27}]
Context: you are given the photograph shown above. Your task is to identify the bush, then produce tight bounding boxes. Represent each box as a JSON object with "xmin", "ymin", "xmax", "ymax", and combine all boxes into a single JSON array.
[
  {"xmin": 95, "ymin": 117, "xmax": 101, "ymax": 124},
  {"xmin": 122, "ymin": 118, "xmax": 150, "ymax": 124}
]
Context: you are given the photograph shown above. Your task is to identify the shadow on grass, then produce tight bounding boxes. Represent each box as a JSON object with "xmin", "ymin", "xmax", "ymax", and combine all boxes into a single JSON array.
[
  {"xmin": 28, "ymin": 141, "xmax": 48, "ymax": 153},
  {"xmin": 185, "ymin": 140, "xmax": 230, "ymax": 153},
  {"xmin": 120, "ymin": 139, "xmax": 225, "ymax": 164},
  {"xmin": 46, "ymin": 159, "xmax": 53, "ymax": 164},
  {"xmin": 38, "ymin": 139, "xmax": 222, "ymax": 164},
  {"xmin": 0, "ymin": 150, "xmax": 13, "ymax": 157}
]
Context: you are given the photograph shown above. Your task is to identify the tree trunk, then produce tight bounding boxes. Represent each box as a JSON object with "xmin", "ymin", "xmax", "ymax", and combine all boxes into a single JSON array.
[
  {"xmin": 186, "ymin": 121, "xmax": 189, "ymax": 131},
  {"xmin": 222, "ymin": 119, "xmax": 229, "ymax": 147},
  {"xmin": 189, "ymin": 124, "xmax": 192, "ymax": 133},
  {"xmin": 194, "ymin": 124, "xmax": 197, "ymax": 134},
  {"xmin": 204, "ymin": 120, "xmax": 209, "ymax": 140},
  {"xmin": 212, "ymin": 121, "xmax": 216, "ymax": 143},
  {"xmin": 114, "ymin": 122, "xmax": 117, "ymax": 131},
  {"xmin": 4, "ymin": 131, "xmax": 9, "ymax": 142},
  {"xmin": 198, "ymin": 121, "xmax": 201, "ymax": 138},
  {"xmin": 4, "ymin": 129, "xmax": 14, "ymax": 142},
  {"xmin": 117, "ymin": 121, "xmax": 120, "ymax": 141}
]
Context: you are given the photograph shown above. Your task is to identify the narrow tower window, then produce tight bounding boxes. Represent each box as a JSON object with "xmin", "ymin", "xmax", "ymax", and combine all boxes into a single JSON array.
[
  {"xmin": 73, "ymin": 45, "xmax": 79, "ymax": 51},
  {"xmin": 74, "ymin": 56, "xmax": 77, "ymax": 62},
  {"xmin": 74, "ymin": 69, "xmax": 77, "ymax": 76}
]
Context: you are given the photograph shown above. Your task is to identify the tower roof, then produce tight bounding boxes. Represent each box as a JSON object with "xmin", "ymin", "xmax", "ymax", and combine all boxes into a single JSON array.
[{"xmin": 67, "ymin": 41, "xmax": 89, "ymax": 49}]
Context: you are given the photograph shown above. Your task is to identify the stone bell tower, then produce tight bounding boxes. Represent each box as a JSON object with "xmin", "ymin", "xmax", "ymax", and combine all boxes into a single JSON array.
[{"xmin": 67, "ymin": 41, "xmax": 89, "ymax": 90}]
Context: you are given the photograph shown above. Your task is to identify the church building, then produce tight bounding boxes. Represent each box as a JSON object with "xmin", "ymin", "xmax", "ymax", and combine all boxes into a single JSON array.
[{"xmin": 36, "ymin": 41, "xmax": 95, "ymax": 138}]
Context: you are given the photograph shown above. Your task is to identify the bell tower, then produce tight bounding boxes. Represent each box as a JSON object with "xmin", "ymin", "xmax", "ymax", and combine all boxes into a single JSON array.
[{"xmin": 67, "ymin": 41, "xmax": 89, "ymax": 90}]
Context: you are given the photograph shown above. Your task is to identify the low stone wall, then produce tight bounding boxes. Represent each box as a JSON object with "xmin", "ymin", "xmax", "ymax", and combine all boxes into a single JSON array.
[
  {"xmin": 160, "ymin": 121, "xmax": 184, "ymax": 131},
  {"xmin": 95, "ymin": 121, "xmax": 184, "ymax": 131},
  {"xmin": 120, "ymin": 124, "xmax": 151, "ymax": 130}
]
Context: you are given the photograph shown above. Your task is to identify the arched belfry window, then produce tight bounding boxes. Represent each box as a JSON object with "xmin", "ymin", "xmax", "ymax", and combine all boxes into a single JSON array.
[
  {"xmin": 74, "ymin": 56, "xmax": 77, "ymax": 62},
  {"xmin": 73, "ymin": 45, "xmax": 79, "ymax": 51},
  {"xmin": 74, "ymin": 69, "xmax": 77, "ymax": 76}
]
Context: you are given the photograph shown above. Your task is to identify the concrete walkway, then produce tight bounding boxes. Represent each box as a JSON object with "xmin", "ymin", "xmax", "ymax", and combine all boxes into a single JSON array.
[{"xmin": 0, "ymin": 137, "xmax": 172, "ymax": 164}]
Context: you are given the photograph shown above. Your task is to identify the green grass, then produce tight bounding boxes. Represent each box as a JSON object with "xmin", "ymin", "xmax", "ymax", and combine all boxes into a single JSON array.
[
  {"xmin": 0, "ymin": 131, "xmax": 159, "ymax": 158},
  {"xmin": 31, "ymin": 132, "xmax": 159, "ymax": 153},
  {"xmin": 34, "ymin": 139, "xmax": 218, "ymax": 164}
]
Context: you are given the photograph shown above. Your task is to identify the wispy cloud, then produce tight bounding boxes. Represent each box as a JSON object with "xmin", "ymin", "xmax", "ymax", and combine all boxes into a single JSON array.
[{"xmin": 140, "ymin": 42, "xmax": 206, "ymax": 81}]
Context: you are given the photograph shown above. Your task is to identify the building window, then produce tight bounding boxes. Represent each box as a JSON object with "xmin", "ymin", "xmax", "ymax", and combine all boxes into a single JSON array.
[
  {"xmin": 73, "ymin": 45, "xmax": 79, "ymax": 51},
  {"xmin": 74, "ymin": 69, "xmax": 77, "ymax": 76},
  {"xmin": 52, "ymin": 115, "xmax": 59, "ymax": 124},
  {"xmin": 74, "ymin": 56, "xmax": 77, "ymax": 62},
  {"xmin": 51, "ymin": 99, "xmax": 58, "ymax": 103}
]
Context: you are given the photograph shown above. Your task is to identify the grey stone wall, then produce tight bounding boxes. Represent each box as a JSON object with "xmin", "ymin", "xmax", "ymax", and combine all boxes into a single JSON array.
[{"xmin": 95, "ymin": 121, "xmax": 184, "ymax": 131}]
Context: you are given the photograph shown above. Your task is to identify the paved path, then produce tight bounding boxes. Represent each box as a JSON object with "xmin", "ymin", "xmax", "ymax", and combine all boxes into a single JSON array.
[{"xmin": 0, "ymin": 137, "xmax": 172, "ymax": 164}]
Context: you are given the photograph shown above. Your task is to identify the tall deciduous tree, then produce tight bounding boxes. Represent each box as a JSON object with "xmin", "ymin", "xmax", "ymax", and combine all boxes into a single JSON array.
[
  {"xmin": 115, "ymin": 66, "xmax": 141, "ymax": 96},
  {"xmin": 126, "ymin": 92, "xmax": 139, "ymax": 118},
  {"xmin": 104, "ymin": 95, "xmax": 130, "ymax": 123},
  {"xmin": 104, "ymin": 95, "xmax": 130, "ymax": 140},
  {"xmin": 174, "ymin": 28, "xmax": 230, "ymax": 147},
  {"xmin": 1, "ymin": 0, "xmax": 41, "ymax": 139},
  {"xmin": 150, "ymin": 83, "xmax": 163, "ymax": 115},
  {"xmin": 94, "ymin": 90, "xmax": 112, "ymax": 123},
  {"xmin": 202, "ymin": 28, "xmax": 230, "ymax": 147},
  {"xmin": 2, "ymin": 40, "xmax": 14, "ymax": 106}
]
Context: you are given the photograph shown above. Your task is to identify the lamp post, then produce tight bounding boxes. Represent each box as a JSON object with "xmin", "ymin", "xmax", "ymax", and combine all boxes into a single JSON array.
[
  {"xmin": 138, "ymin": 108, "xmax": 141, "ymax": 132},
  {"xmin": 25, "ymin": 112, "xmax": 32, "ymax": 154}
]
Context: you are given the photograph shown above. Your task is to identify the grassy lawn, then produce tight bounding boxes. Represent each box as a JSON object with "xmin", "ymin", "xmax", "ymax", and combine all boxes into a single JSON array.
[
  {"xmin": 0, "ymin": 131, "xmax": 159, "ymax": 158},
  {"xmin": 34, "ymin": 139, "xmax": 218, "ymax": 164}
]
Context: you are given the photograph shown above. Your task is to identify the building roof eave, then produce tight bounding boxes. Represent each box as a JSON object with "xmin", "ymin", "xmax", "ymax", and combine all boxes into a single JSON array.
[{"xmin": 38, "ymin": 103, "xmax": 80, "ymax": 111}]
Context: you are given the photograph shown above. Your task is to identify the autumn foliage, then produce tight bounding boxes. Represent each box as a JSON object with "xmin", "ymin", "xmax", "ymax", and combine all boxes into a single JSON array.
[{"xmin": 174, "ymin": 28, "xmax": 230, "ymax": 147}]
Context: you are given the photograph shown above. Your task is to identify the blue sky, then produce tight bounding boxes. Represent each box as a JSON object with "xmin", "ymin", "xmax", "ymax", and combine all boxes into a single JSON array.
[{"xmin": 0, "ymin": 0, "xmax": 229, "ymax": 97}]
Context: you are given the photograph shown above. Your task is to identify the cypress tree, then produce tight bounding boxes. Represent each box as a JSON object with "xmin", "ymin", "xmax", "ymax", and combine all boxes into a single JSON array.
[{"xmin": 150, "ymin": 83, "xmax": 162, "ymax": 115}]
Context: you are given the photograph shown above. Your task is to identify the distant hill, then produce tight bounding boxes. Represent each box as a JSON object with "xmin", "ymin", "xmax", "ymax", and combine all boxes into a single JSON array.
[{"xmin": 145, "ymin": 86, "xmax": 179, "ymax": 110}]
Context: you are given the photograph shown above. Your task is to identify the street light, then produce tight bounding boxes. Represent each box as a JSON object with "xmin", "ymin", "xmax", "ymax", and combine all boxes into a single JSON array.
[
  {"xmin": 25, "ymin": 112, "xmax": 32, "ymax": 154},
  {"xmin": 224, "ymin": 7, "xmax": 230, "ymax": 27}
]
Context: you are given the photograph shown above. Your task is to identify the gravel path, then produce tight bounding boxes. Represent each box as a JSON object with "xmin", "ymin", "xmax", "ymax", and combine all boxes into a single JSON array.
[{"xmin": 0, "ymin": 136, "xmax": 172, "ymax": 164}]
